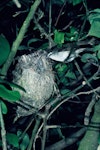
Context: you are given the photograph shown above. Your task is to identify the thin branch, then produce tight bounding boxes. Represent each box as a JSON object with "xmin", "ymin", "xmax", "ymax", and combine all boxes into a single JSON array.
[
  {"xmin": 48, "ymin": 0, "xmax": 52, "ymax": 49},
  {"xmin": 54, "ymin": 0, "xmax": 66, "ymax": 27},
  {"xmin": 0, "ymin": 102, "xmax": 7, "ymax": 150},
  {"xmin": 1, "ymin": 0, "xmax": 41, "ymax": 76},
  {"xmin": 33, "ymin": 16, "xmax": 55, "ymax": 47},
  {"xmin": 27, "ymin": 117, "xmax": 41, "ymax": 150},
  {"xmin": 75, "ymin": 61, "xmax": 94, "ymax": 91},
  {"xmin": 84, "ymin": 93, "xmax": 98, "ymax": 125},
  {"xmin": 48, "ymin": 86, "xmax": 100, "ymax": 121},
  {"xmin": 41, "ymin": 105, "xmax": 50, "ymax": 150}
]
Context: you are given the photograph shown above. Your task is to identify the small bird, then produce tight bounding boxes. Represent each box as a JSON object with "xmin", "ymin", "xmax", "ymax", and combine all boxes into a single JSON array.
[{"xmin": 47, "ymin": 47, "xmax": 86, "ymax": 63}]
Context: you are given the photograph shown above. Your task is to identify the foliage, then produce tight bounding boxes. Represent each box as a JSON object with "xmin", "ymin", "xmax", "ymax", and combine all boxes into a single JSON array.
[
  {"xmin": 0, "ymin": 0, "xmax": 100, "ymax": 150},
  {"xmin": 88, "ymin": 9, "xmax": 100, "ymax": 38},
  {"xmin": 0, "ymin": 35, "xmax": 10, "ymax": 66}
]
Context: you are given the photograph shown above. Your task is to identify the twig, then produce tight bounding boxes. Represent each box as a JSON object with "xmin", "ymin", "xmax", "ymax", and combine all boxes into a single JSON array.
[
  {"xmin": 54, "ymin": 0, "xmax": 66, "ymax": 27},
  {"xmin": 48, "ymin": 86, "xmax": 100, "ymax": 121},
  {"xmin": 1, "ymin": 0, "xmax": 41, "ymax": 76},
  {"xmin": 27, "ymin": 117, "xmax": 41, "ymax": 150},
  {"xmin": 33, "ymin": 16, "xmax": 55, "ymax": 47},
  {"xmin": 48, "ymin": 0, "xmax": 52, "ymax": 49},
  {"xmin": 0, "ymin": 102, "xmax": 7, "ymax": 150},
  {"xmin": 33, "ymin": 67, "xmax": 100, "ymax": 148},
  {"xmin": 84, "ymin": 93, "xmax": 98, "ymax": 125},
  {"xmin": 75, "ymin": 61, "xmax": 94, "ymax": 91},
  {"xmin": 41, "ymin": 105, "xmax": 50, "ymax": 150},
  {"xmin": 12, "ymin": 0, "xmax": 21, "ymax": 8},
  {"xmin": 33, "ymin": 121, "xmax": 43, "ymax": 150},
  {"xmin": 61, "ymin": 20, "xmax": 73, "ymax": 31},
  {"xmin": 19, "ymin": 117, "xmax": 35, "ymax": 141}
]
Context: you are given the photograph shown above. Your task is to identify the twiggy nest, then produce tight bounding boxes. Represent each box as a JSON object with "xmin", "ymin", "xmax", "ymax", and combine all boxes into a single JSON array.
[{"xmin": 13, "ymin": 50, "xmax": 55, "ymax": 117}]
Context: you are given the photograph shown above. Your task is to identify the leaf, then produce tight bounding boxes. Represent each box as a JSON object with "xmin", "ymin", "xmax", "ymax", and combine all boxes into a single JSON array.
[
  {"xmin": 98, "ymin": 134, "xmax": 100, "ymax": 144},
  {"xmin": 20, "ymin": 133, "xmax": 30, "ymax": 150},
  {"xmin": 88, "ymin": 9, "xmax": 100, "ymax": 38},
  {"xmin": 0, "ymin": 84, "xmax": 20, "ymax": 102},
  {"xmin": 65, "ymin": 71, "xmax": 76, "ymax": 80},
  {"xmin": 88, "ymin": 9, "xmax": 100, "ymax": 24},
  {"xmin": 60, "ymin": 77, "xmax": 68, "ymax": 85},
  {"xmin": 0, "ymin": 78, "xmax": 26, "ymax": 92},
  {"xmin": 56, "ymin": 63, "xmax": 68, "ymax": 78},
  {"xmin": 88, "ymin": 21, "xmax": 100, "ymax": 38},
  {"xmin": 90, "ymin": 8, "xmax": 100, "ymax": 14},
  {"xmin": 72, "ymin": 0, "xmax": 82, "ymax": 5},
  {"xmin": 81, "ymin": 53, "xmax": 98, "ymax": 63},
  {"xmin": 6, "ymin": 133, "xmax": 19, "ymax": 148},
  {"xmin": 0, "ymin": 100, "xmax": 8, "ymax": 114},
  {"xmin": 93, "ymin": 44, "xmax": 100, "ymax": 52},
  {"xmin": 18, "ymin": 45, "xmax": 28, "ymax": 51},
  {"xmin": 54, "ymin": 30, "xmax": 64, "ymax": 45},
  {"xmin": 65, "ymin": 27, "xmax": 78, "ymax": 42},
  {"xmin": 38, "ymin": 43, "xmax": 49, "ymax": 50},
  {"xmin": 27, "ymin": 38, "xmax": 41, "ymax": 47},
  {"xmin": 0, "ymin": 35, "xmax": 10, "ymax": 66},
  {"xmin": 97, "ymin": 50, "xmax": 100, "ymax": 59}
]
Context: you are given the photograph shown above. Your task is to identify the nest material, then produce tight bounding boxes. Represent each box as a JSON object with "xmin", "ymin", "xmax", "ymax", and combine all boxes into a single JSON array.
[{"xmin": 13, "ymin": 50, "xmax": 55, "ymax": 117}]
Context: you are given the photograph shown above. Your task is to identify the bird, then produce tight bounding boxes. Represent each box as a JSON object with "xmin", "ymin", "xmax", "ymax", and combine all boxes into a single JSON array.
[
  {"xmin": 47, "ymin": 38, "xmax": 95, "ymax": 62},
  {"xmin": 47, "ymin": 46, "xmax": 87, "ymax": 63}
]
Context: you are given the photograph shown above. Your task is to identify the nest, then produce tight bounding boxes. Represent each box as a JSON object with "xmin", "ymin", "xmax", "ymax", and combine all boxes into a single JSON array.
[{"xmin": 13, "ymin": 50, "xmax": 55, "ymax": 117}]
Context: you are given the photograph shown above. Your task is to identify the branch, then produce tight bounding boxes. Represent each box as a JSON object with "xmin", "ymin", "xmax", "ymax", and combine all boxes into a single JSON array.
[
  {"xmin": 33, "ymin": 16, "xmax": 55, "ymax": 47},
  {"xmin": 1, "ymin": 0, "xmax": 41, "ymax": 76},
  {"xmin": 27, "ymin": 117, "xmax": 41, "ymax": 150},
  {"xmin": 0, "ymin": 102, "xmax": 7, "ymax": 150}
]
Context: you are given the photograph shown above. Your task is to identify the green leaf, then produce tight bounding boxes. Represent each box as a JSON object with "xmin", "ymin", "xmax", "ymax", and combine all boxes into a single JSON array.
[
  {"xmin": 0, "ymin": 35, "xmax": 10, "ymax": 66},
  {"xmin": 60, "ymin": 77, "xmax": 68, "ymax": 85},
  {"xmin": 0, "ymin": 84, "xmax": 20, "ymax": 102},
  {"xmin": 18, "ymin": 45, "xmax": 28, "ymax": 51},
  {"xmin": 97, "ymin": 50, "xmax": 100, "ymax": 59},
  {"xmin": 65, "ymin": 27, "xmax": 78, "ymax": 42},
  {"xmin": 65, "ymin": 71, "xmax": 76, "ymax": 80},
  {"xmin": 54, "ymin": 30, "xmax": 64, "ymax": 45},
  {"xmin": 72, "ymin": 0, "xmax": 82, "ymax": 5},
  {"xmin": 88, "ymin": 9, "xmax": 100, "ymax": 24},
  {"xmin": 90, "ymin": 8, "xmax": 100, "ymax": 14},
  {"xmin": 38, "ymin": 43, "xmax": 49, "ymax": 50},
  {"xmin": 93, "ymin": 44, "xmax": 100, "ymax": 52},
  {"xmin": 0, "ymin": 100, "xmax": 8, "ymax": 114},
  {"xmin": 20, "ymin": 133, "xmax": 30, "ymax": 150},
  {"xmin": 55, "ymin": 63, "xmax": 68, "ymax": 73},
  {"xmin": 98, "ymin": 134, "xmax": 100, "ymax": 144},
  {"xmin": 81, "ymin": 53, "xmax": 98, "ymax": 63},
  {"xmin": 7, "ymin": 133, "xmax": 19, "ymax": 148},
  {"xmin": 88, "ymin": 21, "xmax": 100, "ymax": 38},
  {"xmin": 88, "ymin": 9, "xmax": 100, "ymax": 38},
  {"xmin": 0, "ymin": 78, "xmax": 26, "ymax": 92},
  {"xmin": 27, "ymin": 38, "xmax": 41, "ymax": 47},
  {"xmin": 55, "ymin": 63, "xmax": 68, "ymax": 78}
]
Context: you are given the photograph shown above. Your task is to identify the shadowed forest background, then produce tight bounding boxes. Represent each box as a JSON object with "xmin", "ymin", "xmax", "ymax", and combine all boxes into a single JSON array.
[{"xmin": 0, "ymin": 0, "xmax": 100, "ymax": 150}]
